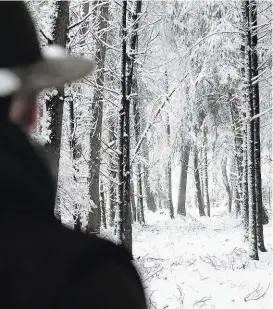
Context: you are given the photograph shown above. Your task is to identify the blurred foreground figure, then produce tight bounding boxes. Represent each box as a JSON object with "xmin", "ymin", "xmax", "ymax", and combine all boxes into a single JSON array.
[{"xmin": 0, "ymin": 2, "xmax": 146, "ymax": 308}]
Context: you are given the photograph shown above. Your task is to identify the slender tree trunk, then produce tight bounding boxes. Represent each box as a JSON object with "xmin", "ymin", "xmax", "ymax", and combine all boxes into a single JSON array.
[
  {"xmin": 67, "ymin": 2, "xmax": 90, "ymax": 231},
  {"xmin": 242, "ymin": 122, "xmax": 249, "ymax": 241},
  {"xmin": 130, "ymin": 173, "xmax": 137, "ymax": 222},
  {"xmin": 245, "ymin": 0, "xmax": 258, "ymax": 260},
  {"xmin": 87, "ymin": 1, "xmax": 109, "ymax": 234},
  {"xmin": 100, "ymin": 181, "xmax": 107, "ymax": 230},
  {"xmin": 142, "ymin": 141, "xmax": 157, "ymax": 212},
  {"xmin": 45, "ymin": 1, "xmax": 69, "ymax": 186},
  {"xmin": 203, "ymin": 129, "xmax": 210, "ymax": 217},
  {"xmin": 166, "ymin": 114, "xmax": 174, "ymax": 219},
  {"xmin": 165, "ymin": 71, "xmax": 174, "ymax": 219},
  {"xmin": 132, "ymin": 73, "xmax": 145, "ymax": 221},
  {"xmin": 240, "ymin": 9, "xmax": 249, "ymax": 241},
  {"xmin": 250, "ymin": 0, "xmax": 266, "ymax": 251},
  {"xmin": 117, "ymin": 1, "xmax": 132, "ymax": 253},
  {"xmin": 194, "ymin": 146, "xmax": 205, "ymax": 216},
  {"xmin": 177, "ymin": 143, "xmax": 190, "ymax": 216},
  {"xmin": 221, "ymin": 157, "xmax": 232, "ymax": 213},
  {"xmin": 108, "ymin": 117, "xmax": 117, "ymax": 227},
  {"xmin": 229, "ymin": 154, "xmax": 241, "ymax": 216},
  {"xmin": 199, "ymin": 149, "xmax": 204, "ymax": 201},
  {"xmin": 68, "ymin": 97, "xmax": 82, "ymax": 231},
  {"xmin": 118, "ymin": 0, "xmax": 143, "ymax": 249},
  {"xmin": 136, "ymin": 164, "xmax": 145, "ymax": 224},
  {"xmin": 229, "ymin": 99, "xmax": 244, "ymax": 216}
]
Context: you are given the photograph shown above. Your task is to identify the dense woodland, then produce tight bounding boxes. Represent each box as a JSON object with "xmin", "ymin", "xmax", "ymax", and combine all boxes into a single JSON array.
[{"xmin": 28, "ymin": 0, "xmax": 272, "ymax": 262}]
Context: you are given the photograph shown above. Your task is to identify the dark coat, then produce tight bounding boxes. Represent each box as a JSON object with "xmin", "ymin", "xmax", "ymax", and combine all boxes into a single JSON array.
[{"xmin": 0, "ymin": 120, "xmax": 146, "ymax": 309}]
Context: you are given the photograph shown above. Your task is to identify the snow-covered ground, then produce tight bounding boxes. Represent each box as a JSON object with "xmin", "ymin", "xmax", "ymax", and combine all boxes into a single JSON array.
[{"xmin": 133, "ymin": 208, "xmax": 272, "ymax": 309}]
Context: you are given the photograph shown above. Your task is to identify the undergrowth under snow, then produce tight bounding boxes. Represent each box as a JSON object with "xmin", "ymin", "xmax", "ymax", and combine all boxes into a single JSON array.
[{"xmin": 129, "ymin": 208, "xmax": 272, "ymax": 309}]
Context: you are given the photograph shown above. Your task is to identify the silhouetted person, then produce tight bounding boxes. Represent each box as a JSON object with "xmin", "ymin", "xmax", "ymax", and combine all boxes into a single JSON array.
[{"xmin": 0, "ymin": 2, "xmax": 146, "ymax": 308}]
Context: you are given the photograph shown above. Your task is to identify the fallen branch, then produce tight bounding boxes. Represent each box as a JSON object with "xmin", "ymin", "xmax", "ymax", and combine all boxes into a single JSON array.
[
  {"xmin": 244, "ymin": 283, "xmax": 271, "ymax": 302},
  {"xmin": 142, "ymin": 267, "xmax": 163, "ymax": 283},
  {"xmin": 193, "ymin": 296, "xmax": 211, "ymax": 307}
]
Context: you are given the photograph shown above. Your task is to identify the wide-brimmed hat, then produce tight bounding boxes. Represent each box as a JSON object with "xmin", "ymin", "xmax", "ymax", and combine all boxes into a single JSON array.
[{"xmin": 0, "ymin": 2, "xmax": 95, "ymax": 97}]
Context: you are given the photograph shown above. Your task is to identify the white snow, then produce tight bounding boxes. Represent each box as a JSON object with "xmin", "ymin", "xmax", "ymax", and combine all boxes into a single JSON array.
[
  {"xmin": 0, "ymin": 70, "xmax": 21, "ymax": 96},
  {"xmin": 131, "ymin": 208, "xmax": 272, "ymax": 309}
]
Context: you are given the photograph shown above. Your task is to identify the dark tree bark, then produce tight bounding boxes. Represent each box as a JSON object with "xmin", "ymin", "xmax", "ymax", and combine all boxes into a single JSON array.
[
  {"xmin": 130, "ymin": 174, "xmax": 137, "ymax": 222},
  {"xmin": 166, "ymin": 114, "xmax": 174, "ymax": 219},
  {"xmin": 45, "ymin": 1, "xmax": 69, "ymax": 185},
  {"xmin": 240, "ymin": 10, "xmax": 249, "ymax": 241},
  {"xmin": 245, "ymin": 0, "xmax": 258, "ymax": 260},
  {"xmin": 250, "ymin": 0, "xmax": 266, "ymax": 251},
  {"xmin": 127, "ymin": 0, "xmax": 144, "ymax": 225},
  {"xmin": 242, "ymin": 123, "xmax": 249, "ymax": 241},
  {"xmin": 100, "ymin": 181, "xmax": 107, "ymax": 230},
  {"xmin": 87, "ymin": 1, "xmax": 109, "ymax": 234},
  {"xmin": 117, "ymin": 1, "xmax": 132, "ymax": 253},
  {"xmin": 142, "ymin": 140, "xmax": 157, "ymax": 212},
  {"xmin": 177, "ymin": 143, "xmax": 190, "ymax": 216},
  {"xmin": 165, "ymin": 71, "xmax": 174, "ymax": 219},
  {"xmin": 221, "ymin": 157, "xmax": 232, "ymax": 213},
  {"xmin": 68, "ymin": 97, "xmax": 81, "ymax": 231},
  {"xmin": 132, "ymin": 76, "xmax": 145, "ymax": 221},
  {"xmin": 136, "ymin": 165, "xmax": 145, "ymax": 224},
  {"xmin": 229, "ymin": 98, "xmax": 244, "ymax": 216},
  {"xmin": 203, "ymin": 128, "xmax": 210, "ymax": 217},
  {"xmin": 194, "ymin": 147, "xmax": 205, "ymax": 216},
  {"xmin": 108, "ymin": 117, "xmax": 117, "ymax": 227},
  {"xmin": 118, "ymin": 0, "xmax": 143, "ymax": 249},
  {"xmin": 68, "ymin": 2, "xmax": 90, "ymax": 231}
]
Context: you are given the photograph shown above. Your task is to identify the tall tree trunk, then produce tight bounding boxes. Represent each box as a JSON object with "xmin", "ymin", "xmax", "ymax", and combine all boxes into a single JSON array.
[
  {"xmin": 100, "ymin": 181, "xmax": 107, "ymax": 230},
  {"xmin": 132, "ymin": 70, "xmax": 145, "ymax": 221},
  {"xmin": 68, "ymin": 2, "xmax": 90, "ymax": 231},
  {"xmin": 130, "ymin": 173, "xmax": 137, "ymax": 222},
  {"xmin": 45, "ymin": 1, "xmax": 69, "ymax": 189},
  {"xmin": 245, "ymin": 0, "xmax": 258, "ymax": 260},
  {"xmin": 240, "ymin": 10, "xmax": 249, "ymax": 241},
  {"xmin": 136, "ymin": 164, "xmax": 145, "ymax": 224},
  {"xmin": 250, "ymin": 0, "xmax": 266, "ymax": 251},
  {"xmin": 229, "ymin": 99, "xmax": 244, "ymax": 216},
  {"xmin": 166, "ymin": 114, "xmax": 174, "ymax": 219},
  {"xmin": 177, "ymin": 142, "xmax": 190, "ymax": 216},
  {"xmin": 117, "ymin": 1, "xmax": 132, "ymax": 253},
  {"xmin": 87, "ymin": 1, "xmax": 109, "ymax": 234},
  {"xmin": 165, "ymin": 71, "xmax": 174, "ymax": 219},
  {"xmin": 69, "ymin": 97, "xmax": 81, "ymax": 231},
  {"xmin": 142, "ymin": 141, "xmax": 157, "ymax": 212},
  {"xmin": 203, "ymin": 129, "xmax": 210, "ymax": 217},
  {"xmin": 242, "ymin": 121, "xmax": 249, "ymax": 241},
  {"xmin": 118, "ymin": 0, "xmax": 143, "ymax": 249},
  {"xmin": 221, "ymin": 157, "xmax": 232, "ymax": 213},
  {"xmin": 108, "ymin": 117, "xmax": 117, "ymax": 227},
  {"xmin": 194, "ymin": 146, "xmax": 205, "ymax": 216}
]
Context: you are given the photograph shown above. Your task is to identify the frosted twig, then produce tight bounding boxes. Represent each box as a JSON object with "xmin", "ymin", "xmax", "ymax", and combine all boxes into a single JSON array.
[
  {"xmin": 142, "ymin": 267, "xmax": 163, "ymax": 283},
  {"xmin": 244, "ymin": 283, "xmax": 271, "ymax": 302},
  {"xmin": 193, "ymin": 296, "xmax": 211, "ymax": 306}
]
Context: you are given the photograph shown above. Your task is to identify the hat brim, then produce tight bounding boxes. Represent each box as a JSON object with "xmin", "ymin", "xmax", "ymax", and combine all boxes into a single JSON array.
[{"xmin": 19, "ymin": 55, "xmax": 95, "ymax": 95}]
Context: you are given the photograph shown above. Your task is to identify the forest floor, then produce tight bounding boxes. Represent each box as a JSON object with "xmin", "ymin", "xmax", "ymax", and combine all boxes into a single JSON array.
[{"xmin": 132, "ymin": 208, "xmax": 272, "ymax": 309}]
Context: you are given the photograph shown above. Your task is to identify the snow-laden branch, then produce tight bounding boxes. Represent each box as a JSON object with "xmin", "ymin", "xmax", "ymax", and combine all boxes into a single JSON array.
[
  {"xmin": 178, "ymin": 31, "xmax": 242, "ymax": 66},
  {"xmin": 131, "ymin": 73, "xmax": 189, "ymax": 163},
  {"xmin": 251, "ymin": 107, "xmax": 272, "ymax": 121},
  {"xmin": 68, "ymin": 1, "xmax": 108, "ymax": 31}
]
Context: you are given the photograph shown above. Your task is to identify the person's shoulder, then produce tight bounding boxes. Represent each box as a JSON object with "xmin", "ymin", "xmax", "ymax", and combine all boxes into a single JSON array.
[
  {"xmin": 55, "ymin": 227, "xmax": 146, "ymax": 309},
  {"xmin": 57, "ymin": 223, "xmax": 133, "ymax": 265}
]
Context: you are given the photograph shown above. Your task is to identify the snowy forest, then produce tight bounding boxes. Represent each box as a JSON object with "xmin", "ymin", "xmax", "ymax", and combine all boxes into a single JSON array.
[{"xmin": 28, "ymin": 0, "xmax": 272, "ymax": 308}]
